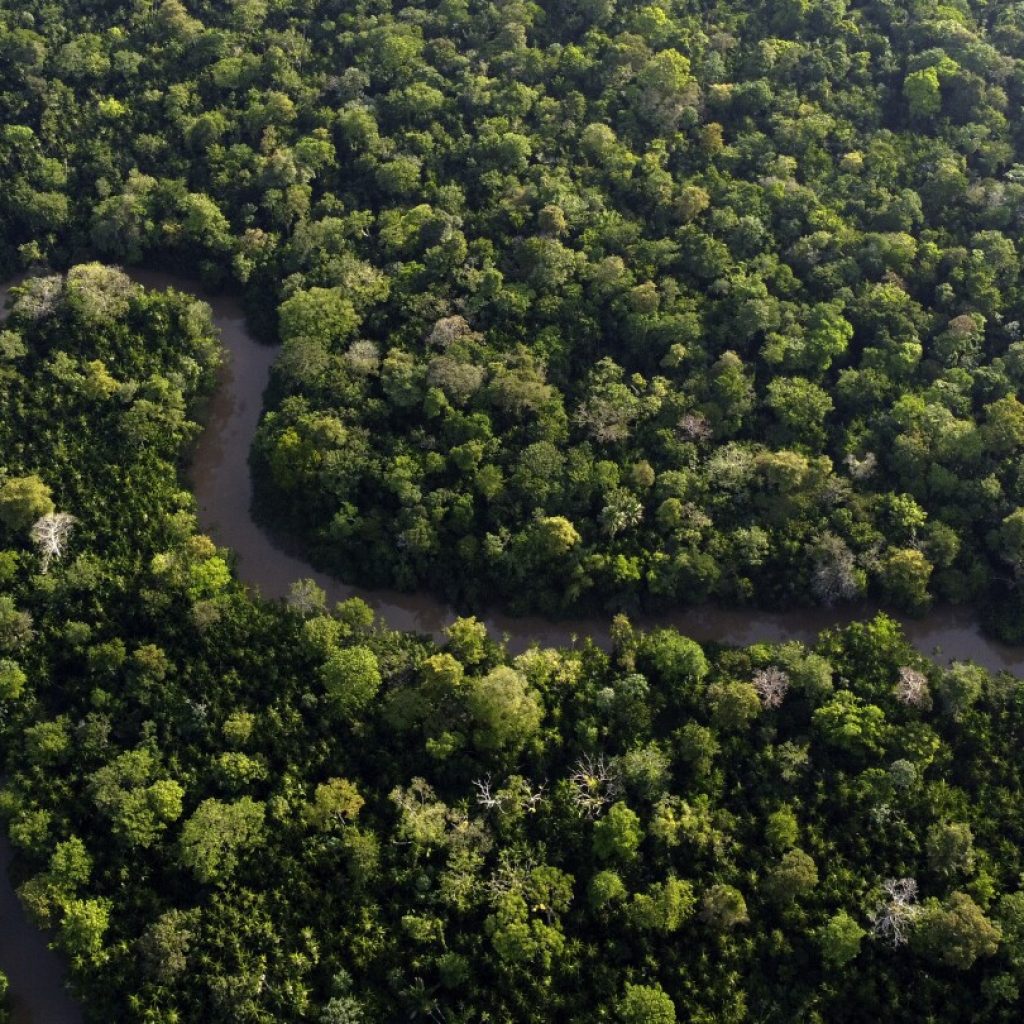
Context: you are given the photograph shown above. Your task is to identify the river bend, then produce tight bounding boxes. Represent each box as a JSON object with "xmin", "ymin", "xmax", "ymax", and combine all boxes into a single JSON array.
[
  {"xmin": 4, "ymin": 267, "xmax": 1024, "ymax": 1024},
  {"xmin": 150, "ymin": 270, "xmax": 1024, "ymax": 675}
]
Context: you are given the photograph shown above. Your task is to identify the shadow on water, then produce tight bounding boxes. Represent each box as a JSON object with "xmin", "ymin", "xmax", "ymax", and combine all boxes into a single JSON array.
[{"xmin": 0, "ymin": 841, "xmax": 82, "ymax": 1024}]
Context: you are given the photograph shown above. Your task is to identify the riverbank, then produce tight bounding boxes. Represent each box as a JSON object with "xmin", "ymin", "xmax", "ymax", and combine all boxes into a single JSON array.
[
  {"xmin": 0, "ymin": 841, "xmax": 82, "ymax": 1024},
  {"xmin": 129, "ymin": 270, "xmax": 1024, "ymax": 675},
  {"xmin": 3, "ymin": 265, "xmax": 1024, "ymax": 1023}
]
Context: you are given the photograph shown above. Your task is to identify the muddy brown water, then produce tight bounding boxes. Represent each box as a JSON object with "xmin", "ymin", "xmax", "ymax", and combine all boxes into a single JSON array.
[
  {"xmin": 142, "ymin": 269, "xmax": 1024, "ymax": 675},
  {"xmin": 4, "ymin": 266, "xmax": 1024, "ymax": 1021}
]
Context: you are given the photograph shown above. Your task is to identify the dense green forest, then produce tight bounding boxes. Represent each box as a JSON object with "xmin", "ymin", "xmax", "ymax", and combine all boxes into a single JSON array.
[
  {"xmin": 3, "ymin": 268, "xmax": 1024, "ymax": 1021},
  {"xmin": 6, "ymin": 0, "xmax": 1024, "ymax": 626},
  {"xmin": 7, "ymin": 0, "xmax": 1024, "ymax": 1021}
]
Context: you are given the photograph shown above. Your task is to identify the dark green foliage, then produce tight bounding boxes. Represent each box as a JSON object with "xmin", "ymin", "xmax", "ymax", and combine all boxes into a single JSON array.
[
  {"xmin": 3, "ymin": 274, "xmax": 1024, "ymax": 1021},
  {"xmin": 3, "ymin": 0, "xmax": 1024, "ymax": 629},
  {"xmin": 5, "ymin": 0, "xmax": 1024, "ymax": 1014}
]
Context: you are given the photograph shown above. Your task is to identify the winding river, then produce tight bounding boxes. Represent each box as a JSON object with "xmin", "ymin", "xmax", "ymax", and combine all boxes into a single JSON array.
[
  {"xmin": 4, "ymin": 266, "xmax": 1024, "ymax": 1021},
  {"xmin": 158, "ymin": 270, "xmax": 1024, "ymax": 674}
]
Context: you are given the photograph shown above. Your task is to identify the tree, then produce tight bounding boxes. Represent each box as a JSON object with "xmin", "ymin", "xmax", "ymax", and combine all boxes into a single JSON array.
[
  {"xmin": 444, "ymin": 616, "xmax": 488, "ymax": 666},
  {"xmin": 0, "ymin": 658, "xmax": 26, "ymax": 700},
  {"xmin": 589, "ymin": 870, "xmax": 628, "ymax": 912},
  {"xmin": 801, "ymin": 301, "xmax": 853, "ymax": 372},
  {"xmin": 320, "ymin": 646, "xmax": 381, "ymax": 718},
  {"xmin": 629, "ymin": 876, "xmax": 695, "ymax": 933},
  {"xmin": 48, "ymin": 836, "xmax": 91, "ymax": 893},
  {"xmin": 700, "ymin": 884, "xmax": 748, "ymax": 930},
  {"xmin": 766, "ymin": 377, "xmax": 834, "ymax": 447},
  {"xmin": 878, "ymin": 548, "xmax": 933, "ymax": 612},
  {"xmin": 812, "ymin": 691, "xmax": 887, "ymax": 757},
  {"xmin": 926, "ymin": 822, "xmax": 975, "ymax": 877},
  {"xmin": 278, "ymin": 287, "xmax": 359, "ymax": 346},
  {"xmin": 63, "ymin": 264, "xmax": 133, "ymax": 325},
  {"xmin": 487, "ymin": 893, "xmax": 564, "ymax": 972},
  {"xmin": 820, "ymin": 911, "xmax": 866, "ymax": 967},
  {"xmin": 640, "ymin": 631, "xmax": 708, "ymax": 694},
  {"xmin": 526, "ymin": 515, "xmax": 581, "ymax": 558},
  {"xmin": 466, "ymin": 666, "xmax": 543, "ymax": 752},
  {"xmin": 319, "ymin": 995, "xmax": 365, "ymax": 1024},
  {"xmin": 904, "ymin": 67, "xmax": 942, "ymax": 119},
  {"xmin": 914, "ymin": 892, "xmax": 1002, "ymax": 969},
  {"xmin": 306, "ymin": 778, "xmax": 364, "ymax": 831},
  {"xmin": 138, "ymin": 909, "xmax": 197, "ymax": 984},
  {"xmin": 871, "ymin": 878, "xmax": 920, "ymax": 947},
  {"xmin": 90, "ymin": 750, "xmax": 185, "ymax": 849},
  {"xmin": 894, "ymin": 666, "xmax": 931, "ymax": 708},
  {"xmin": 995, "ymin": 507, "xmax": 1024, "ymax": 575},
  {"xmin": 707, "ymin": 680, "xmax": 761, "ymax": 732},
  {"xmin": 601, "ymin": 490, "xmax": 644, "ymax": 537},
  {"xmin": 811, "ymin": 533, "xmax": 862, "ymax": 606},
  {"xmin": 288, "ymin": 578, "xmax": 327, "ymax": 616},
  {"xmin": 676, "ymin": 723, "xmax": 719, "ymax": 778},
  {"xmin": 765, "ymin": 807, "xmax": 799, "ymax": 851},
  {"xmin": 59, "ymin": 897, "xmax": 111, "ymax": 965},
  {"xmin": 764, "ymin": 849, "xmax": 818, "ymax": 905},
  {"xmin": 616, "ymin": 982, "xmax": 677, "ymax": 1024},
  {"xmin": 178, "ymin": 797, "xmax": 265, "ymax": 883},
  {"xmin": 708, "ymin": 351, "xmax": 754, "ymax": 434},
  {"xmin": 935, "ymin": 662, "xmax": 985, "ymax": 719},
  {"xmin": 635, "ymin": 49, "xmax": 697, "ymax": 132},
  {"xmin": 570, "ymin": 754, "xmax": 623, "ymax": 818},
  {"xmin": 983, "ymin": 398, "xmax": 1024, "ymax": 458},
  {"xmin": 30, "ymin": 512, "xmax": 76, "ymax": 571},
  {"xmin": 995, "ymin": 892, "xmax": 1024, "ymax": 970},
  {"xmin": 0, "ymin": 475, "xmax": 54, "ymax": 533},
  {"xmin": 575, "ymin": 359, "xmax": 643, "ymax": 443},
  {"xmin": 752, "ymin": 667, "xmax": 790, "ymax": 709},
  {"xmin": 593, "ymin": 802, "xmax": 643, "ymax": 863}
]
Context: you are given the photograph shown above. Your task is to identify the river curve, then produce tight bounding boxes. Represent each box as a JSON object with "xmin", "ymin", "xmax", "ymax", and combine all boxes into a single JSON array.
[
  {"xmin": 129, "ymin": 270, "xmax": 1024, "ymax": 675},
  {"xmin": 4, "ymin": 264, "xmax": 1024, "ymax": 1023}
]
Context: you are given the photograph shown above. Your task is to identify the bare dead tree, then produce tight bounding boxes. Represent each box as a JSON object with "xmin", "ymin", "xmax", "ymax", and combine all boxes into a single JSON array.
[
  {"xmin": 472, "ymin": 776, "xmax": 504, "ymax": 812},
  {"xmin": 752, "ymin": 667, "xmax": 790, "ymax": 709},
  {"xmin": 343, "ymin": 339, "xmax": 380, "ymax": 375},
  {"xmin": 678, "ymin": 412, "xmax": 712, "ymax": 442},
  {"xmin": 895, "ymin": 666, "xmax": 930, "ymax": 708},
  {"xmin": 11, "ymin": 274, "xmax": 63, "ymax": 321},
  {"xmin": 569, "ymin": 754, "xmax": 622, "ymax": 818},
  {"xmin": 474, "ymin": 775, "xmax": 547, "ymax": 815},
  {"xmin": 811, "ymin": 533, "xmax": 860, "ymax": 606},
  {"xmin": 506, "ymin": 775, "xmax": 547, "ymax": 814},
  {"xmin": 286, "ymin": 577, "xmax": 326, "ymax": 616},
  {"xmin": 30, "ymin": 512, "xmax": 77, "ymax": 572},
  {"xmin": 869, "ymin": 802, "xmax": 905, "ymax": 831},
  {"xmin": 574, "ymin": 393, "xmax": 639, "ymax": 444},
  {"xmin": 427, "ymin": 314, "xmax": 472, "ymax": 349},
  {"xmin": 871, "ymin": 877, "xmax": 920, "ymax": 947},
  {"xmin": 520, "ymin": 780, "xmax": 547, "ymax": 814}
]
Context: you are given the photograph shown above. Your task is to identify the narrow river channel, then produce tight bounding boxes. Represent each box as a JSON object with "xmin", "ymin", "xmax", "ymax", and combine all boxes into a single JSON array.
[
  {"xmin": 4, "ymin": 265, "xmax": 1024, "ymax": 1022},
  {"xmin": 146, "ymin": 270, "xmax": 1024, "ymax": 675}
]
